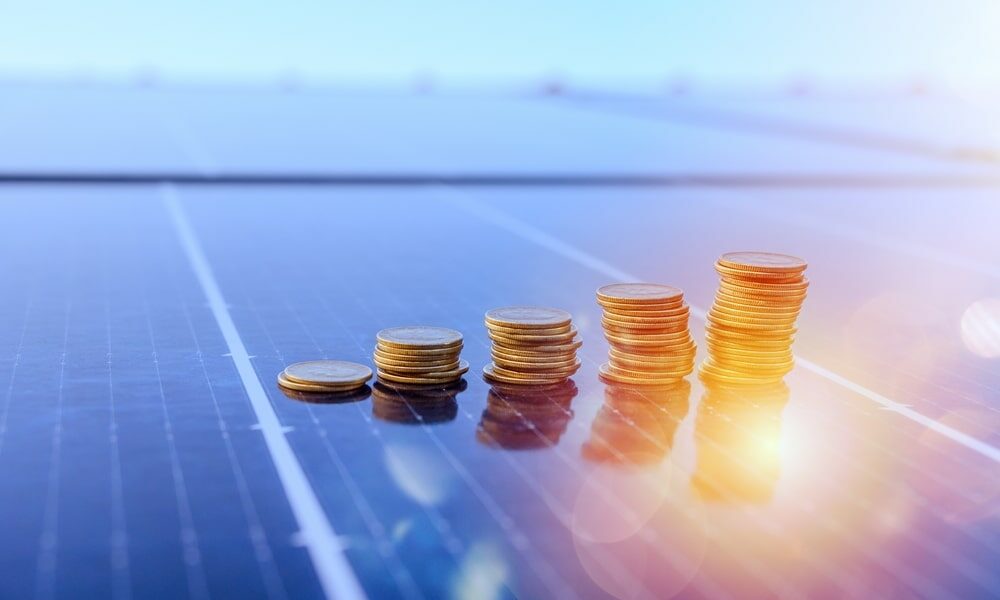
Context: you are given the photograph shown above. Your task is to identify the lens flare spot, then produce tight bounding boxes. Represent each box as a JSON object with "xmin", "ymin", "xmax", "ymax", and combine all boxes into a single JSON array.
[
  {"xmin": 384, "ymin": 443, "xmax": 454, "ymax": 506},
  {"xmin": 960, "ymin": 298, "xmax": 1000, "ymax": 358},
  {"xmin": 450, "ymin": 542, "xmax": 508, "ymax": 600}
]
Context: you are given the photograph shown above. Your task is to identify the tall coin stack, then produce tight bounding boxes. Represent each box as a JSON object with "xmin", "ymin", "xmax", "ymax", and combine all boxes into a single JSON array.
[
  {"xmin": 373, "ymin": 326, "xmax": 469, "ymax": 386},
  {"xmin": 596, "ymin": 283, "xmax": 697, "ymax": 386},
  {"xmin": 482, "ymin": 307, "xmax": 582, "ymax": 385},
  {"xmin": 700, "ymin": 252, "xmax": 808, "ymax": 384}
]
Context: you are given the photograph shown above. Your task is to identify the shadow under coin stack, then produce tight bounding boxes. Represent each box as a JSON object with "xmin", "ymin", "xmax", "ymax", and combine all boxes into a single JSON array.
[
  {"xmin": 700, "ymin": 252, "xmax": 808, "ymax": 384},
  {"xmin": 373, "ymin": 326, "xmax": 469, "ymax": 386},
  {"xmin": 596, "ymin": 283, "xmax": 697, "ymax": 386},
  {"xmin": 371, "ymin": 380, "xmax": 464, "ymax": 424},
  {"xmin": 482, "ymin": 306, "xmax": 582, "ymax": 385}
]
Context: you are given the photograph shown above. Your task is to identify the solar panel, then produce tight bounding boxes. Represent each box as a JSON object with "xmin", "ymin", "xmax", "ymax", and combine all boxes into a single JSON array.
[{"xmin": 0, "ymin": 84, "xmax": 997, "ymax": 599}]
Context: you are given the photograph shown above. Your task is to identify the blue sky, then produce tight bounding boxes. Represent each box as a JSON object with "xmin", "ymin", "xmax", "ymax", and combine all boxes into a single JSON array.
[{"xmin": 1, "ymin": 1, "xmax": 997, "ymax": 87}]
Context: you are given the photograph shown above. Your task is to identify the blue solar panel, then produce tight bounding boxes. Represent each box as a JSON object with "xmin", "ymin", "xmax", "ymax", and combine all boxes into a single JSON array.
[{"xmin": 0, "ymin": 84, "xmax": 997, "ymax": 599}]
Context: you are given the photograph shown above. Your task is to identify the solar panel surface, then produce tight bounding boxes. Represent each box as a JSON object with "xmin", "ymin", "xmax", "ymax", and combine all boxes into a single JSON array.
[{"xmin": 0, "ymin": 84, "xmax": 997, "ymax": 599}]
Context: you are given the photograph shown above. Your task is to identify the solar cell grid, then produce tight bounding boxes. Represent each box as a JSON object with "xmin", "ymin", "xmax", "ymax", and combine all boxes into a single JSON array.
[{"xmin": 0, "ymin": 86, "xmax": 997, "ymax": 599}]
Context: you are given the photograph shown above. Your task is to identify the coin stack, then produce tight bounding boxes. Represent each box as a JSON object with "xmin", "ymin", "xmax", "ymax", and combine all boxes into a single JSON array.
[
  {"xmin": 596, "ymin": 283, "xmax": 697, "ymax": 386},
  {"xmin": 277, "ymin": 360, "xmax": 373, "ymax": 394},
  {"xmin": 373, "ymin": 326, "xmax": 469, "ymax": 386},
  {"xmin": 482, "ymin": 306, "xmax": 582, "ymax": 385},
  {"xmin": 700, "ymin": 252, "xmax": 807, "ymax": 384}
]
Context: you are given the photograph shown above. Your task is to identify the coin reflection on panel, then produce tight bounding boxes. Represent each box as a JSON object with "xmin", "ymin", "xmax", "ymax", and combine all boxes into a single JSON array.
[
  {"xmin": 477, "ymin": 380, "xmax": 578, "ymax": 450},
  {"xmin": 371, "ymin": 380, "xmax": 465, "ymax": 424},
  {"xmin": 692, "ymin": 379, "xmax": 790, "ymax": 504},
  {"xmin": 582, "ymin": 381, "xmax": 691, "ymax": 465},
  {"xmin": 279, "ymin": 384, "xmax": 372, "ymax": 405}
]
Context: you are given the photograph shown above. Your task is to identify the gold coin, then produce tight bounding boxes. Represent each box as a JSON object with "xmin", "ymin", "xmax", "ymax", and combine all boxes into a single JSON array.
[
  {"xmin": 707, "ymin": 345, "xmax": 792, "ymax": 361},
  {"xmin": 282, "ymin": 360, "xmax": 373, "ymax": 386},
  {"xmin": 711, "ymin": 359, "xmax": 795, "ymax": 374},
  {"xmin": 376, "ymin": 326, "xmax": 463, "ymax": 350},
  {"xmin": 492, "ymin": 354, "xmax": 580, "ymax": 371},
  {"xmin": 372, "ymin": 350, "xmax": 459, "ymax": 368},
  {"xmin": 277, "ymin": 372, "xmax": 368, "ymax": 393},
  {"xmin": 596, "ymin": 283, "xmax": 684, "ymax": 305},
  {"xmin": 707, "ymin": 309, "xmax": 799, "ymax": 327},
  {"xmin": 709, "ymin": 309, "xmax": 800, "ymax": 327},
  {"xmin": 486, "ymin": 322, "xmax": 572, "ymax": 336},
  {"xmin": 707, "ymin": 318, "xmax": 797, "ymax": 336},
  {"xmin": 492, "ymin": 361, "xmax": 580, "ymax": 380},
  {"xmin": 599, "ymin": 363, "xmax": 684, "ymax": 386},
  {"xmin": 601, "ymin": 318, "xmax": 689, "ymax": 334},
  {"xmin": 607, "ymin": 361, "xmax": 693, "ymax": 379},
  {"xmin": 609, "ymin": 346, "xmax": 695, "ymax": 361},
  {"xmin": 600, "ymin": 306, "xmax": 689, "ymax": 324},
  {"xmin": 375, "ymin": 343, "xmax": 463, "ymax": 358},
  {"xmin": 377, "ymin": 360, "xmax": 470, "ymax": 384},
  {"xmin": 702, "ymin": 359, "xmax": 793, "ymax": 378},
  {"xmin": 374, "ymin": 360, "xmax": 461, "ymax": 374},
  {"xmin": 488, "ymin": 327, "xmax": 578, "ymax": 345},
  {"xmin": 608, "ymin": 339, "xmax": 697, "ymax": 355},
  {"xmin": 491, "ymin": 346, "xmax": 577, "ymax": 363},
  {"xmin": 698, "ymin": 364, "xmax": 783, "ymax": 385},
  {"xmin": 483, "ymin": 363, "xmax": 568, "ymax": 385},
  {"xmin": 609, "ymin": 353, "xmax": 695, "ymax": 370},
  {"xmin": 717, "ymin": 284, "xmax": 808, "ymax": 298},
  {"xmin": 717, "ymin": 251, "xmax": 807, "ymax": 274},
  {"xmin": 485, "ymin": 306, "xmax": 572, "ymax": 329},
  {"xmin": 713, "ymin": 297, "xmax": 801, "ymax": 314},
  {"xmin": 605, "ymin": 330, "xmax": 692, "ymax": 345},
  {"xmin": 705, "ymin": 334, "xmax": 792, "ymax": 351},
  {"xmin": 716, "ymin": 264, "xmax": 805, "ymax": 283},
  {"xmin": 716, "ymin": 292, "xmax": 807, "ymax": 309},
  {"xmin": 720, "ymin": 278, "xmax": 809, "ymax": 294},
  {"xmin": 491, "ymin": 338, "xmax": 583, "ymax": 355}
]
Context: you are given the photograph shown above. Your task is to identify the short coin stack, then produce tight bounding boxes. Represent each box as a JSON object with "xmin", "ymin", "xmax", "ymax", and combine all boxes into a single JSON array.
[
  {"xmin": 277, "ymin": 360, "xmax": 373, "ymax": 393},
  {"xmin": 482, "ymin": 306, "xmax": 582, "ymax": 385},
  {"xmin": 596, "ymin": 283, "xmax": 697, "ymax": 386},
  {"xmin": 700, "ymin": 252, "xmax": 808, "ymax": 384},
  {"xmin": 373, "ymin": 326, "xmax": 469, "ymax": 386}
]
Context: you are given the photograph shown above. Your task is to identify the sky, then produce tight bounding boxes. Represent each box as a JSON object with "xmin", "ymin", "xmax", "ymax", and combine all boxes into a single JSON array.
[{"xmin": 1, "ymin": 0, "xmax": 998, "ymax": 89}]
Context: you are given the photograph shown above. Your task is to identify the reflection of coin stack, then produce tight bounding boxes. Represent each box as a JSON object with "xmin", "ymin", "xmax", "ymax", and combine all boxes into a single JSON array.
[
  {"xmin": 596, "ymin": 284, "xmax": 697, "ymax": 386},
  {"xmin": 692, "ymin": 380, "xmax": 790, "ymax": 503},
  {"xmin": 371, "ymin": 380, "xmax": 464, "ymax": 424},
  {"xmin": 477, "ymin": 380, "xmax": 577, "ymax": 449},
  {"xmin": 582, "ymin": 381, "xmax": 690, "ymax": 464},
  {"xmin": 373, "ymin": 326, "xmax": 469, "ymax": 386},
  {"xmin": 701, "ymin": 252, "xmax": 807, "ymax": 384},
  {"xmin": 482, "ymin": 307, "xmax": 582, "ymax": 385}
]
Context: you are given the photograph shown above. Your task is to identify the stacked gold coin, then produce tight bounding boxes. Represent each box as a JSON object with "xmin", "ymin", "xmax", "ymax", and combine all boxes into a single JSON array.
[
  {"xmin": 700, "ymin": 252, "xmax": 807, "ymax": 384},
  {"xmin": 482, "ymin": 306, "xmax": 582, "ymax": 385},
  {"xmin": 277, "ymin": 360, "xmax": 373, "ymax": 393},
  {"xmin": 596, "ymin": 283, "xmax": 697, "ymax": 386},
  {"xmin": 373, "ymin": 326, "xmax": 469, "ymax": 385}
]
